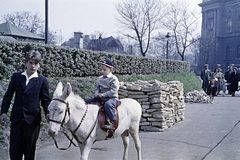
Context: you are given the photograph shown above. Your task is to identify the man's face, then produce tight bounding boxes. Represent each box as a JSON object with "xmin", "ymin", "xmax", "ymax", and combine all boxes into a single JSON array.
[
  {"xmin": 234, "ymin": 68, "xmax": 237, "ymax": 73},
  {"xmin": 25, "ymin": 59, "xmax": 40, "ymax": 76},
  {"xmin": 99, "ymin": 64, "xmax": 111, "ymax": 76}
]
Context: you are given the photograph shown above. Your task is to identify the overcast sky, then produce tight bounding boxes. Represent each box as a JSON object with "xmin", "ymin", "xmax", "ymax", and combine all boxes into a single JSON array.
[{"xmin": 0, "ymin": 0, "xmax": 202, "ymax": 42}]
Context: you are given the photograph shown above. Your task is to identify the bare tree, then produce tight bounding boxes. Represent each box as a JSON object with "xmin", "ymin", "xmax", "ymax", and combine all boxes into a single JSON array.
[
  {"xmin": 151, "ymin": 33, "xmax": 176, "ymax": 59},
  {"xmin": 115, "ymin": 0, "xmax": 164, "ymax": 57},
  {"xmin": 1, "ymin": 11, "xmax": 44, "ymax": 34},
  {"xmin": 162, "ymin": 1, "xmax": 200, "ymax": 61},
  {"xmin": 1, "ymin": 11, "xmax": 58, "ymax": 45},
  {"xmin": 38, "ymin": 29, "xmax": 57, "ymax": 45},
  {"xmin": 89, "ymin": 31, "xmax": 105, "ymax": 40},
  {"xmin": 199, "ymin": 34, "xmax": 216, "ymax": 65}
]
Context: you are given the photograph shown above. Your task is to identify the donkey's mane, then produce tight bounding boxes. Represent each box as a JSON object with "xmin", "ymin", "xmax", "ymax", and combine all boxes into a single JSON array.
[{"xmin": 68, "ymin": 92, "xmax": 86, "ymax": 105}]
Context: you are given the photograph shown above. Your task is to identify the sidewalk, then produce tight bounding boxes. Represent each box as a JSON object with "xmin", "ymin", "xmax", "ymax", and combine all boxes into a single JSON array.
[{"xmin": 34, "ymin": 92, "xmax": 240, "ymax": 160}]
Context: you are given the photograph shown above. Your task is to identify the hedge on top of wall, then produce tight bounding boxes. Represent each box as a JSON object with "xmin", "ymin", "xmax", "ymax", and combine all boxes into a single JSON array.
[{"xmin": 0, "ymin": 40, "xmax": 190, "ymax": 80}]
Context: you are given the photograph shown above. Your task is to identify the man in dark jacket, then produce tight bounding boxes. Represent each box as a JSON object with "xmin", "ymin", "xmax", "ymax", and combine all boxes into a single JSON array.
[
  {"xmin": 230, "ymin": 67, "xmax": 239, "ymax": 97},
  {"xmin": 0, "ymin": 50, "xmax": 51, "ymax": 160},
  {"xmin": 201, "ymin": 64, "xmax": 212, "ymax": 93},
  {"xmin": 224, "ymin": 65, "xmax": 232, "ymax": 94}
]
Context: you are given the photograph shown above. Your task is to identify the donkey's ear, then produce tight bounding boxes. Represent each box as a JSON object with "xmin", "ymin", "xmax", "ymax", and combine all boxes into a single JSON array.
[
  {"xmin": 62, "ymin": 82, "xmax": 72, "ymax": 99},
  {"xmin": 53, "ymin": 81, "xmax": 63, "ymax": 97}
]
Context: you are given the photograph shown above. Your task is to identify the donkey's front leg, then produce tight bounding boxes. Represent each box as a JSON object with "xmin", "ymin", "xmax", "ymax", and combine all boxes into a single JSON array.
[{"xmin": 79, "ymin": 141, "xmax": 94, "ymax": 160}]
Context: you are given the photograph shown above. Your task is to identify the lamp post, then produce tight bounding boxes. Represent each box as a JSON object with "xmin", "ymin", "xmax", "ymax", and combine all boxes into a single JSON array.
[
  {"xmin": 165, "ymin": 32, "xmax": 170, "ymax": 59},
  {"xmin": 45, "ymin": 0, "xmax": 48, "ymax": 44},
  {"xmin": 98, "ymin": 35, "xmax": 102, "ymax": 51}
]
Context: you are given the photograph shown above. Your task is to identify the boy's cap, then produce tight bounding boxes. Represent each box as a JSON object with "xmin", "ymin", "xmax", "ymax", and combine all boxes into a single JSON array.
[{"xmin": 99, "ymin": 59, "xmax": 114, "ymax": 68}]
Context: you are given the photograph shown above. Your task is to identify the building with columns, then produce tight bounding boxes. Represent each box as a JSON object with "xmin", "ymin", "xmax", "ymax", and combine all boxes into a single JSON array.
[{"xmin": 198, "ymin": 0, "xmax": 240, "ymax": 71}]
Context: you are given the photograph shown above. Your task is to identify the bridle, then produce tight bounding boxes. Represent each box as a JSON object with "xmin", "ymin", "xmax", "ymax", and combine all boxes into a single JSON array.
[
  {"xmin": 48, "ymin": 98, "xmax": 97, "ymax": 150},
  {"xmin": 48, "ymin": 98, "xmax": 70, "ymax": 126},
  {"xmin": 48, "ymin": 98, "xmax": 77, "ymax": 150}
]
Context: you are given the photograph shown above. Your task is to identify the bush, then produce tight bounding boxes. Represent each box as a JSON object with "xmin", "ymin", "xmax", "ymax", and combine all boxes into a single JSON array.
[{"xmin": 0, "ymin": 40, "xmax": 190, "ymax": 79}]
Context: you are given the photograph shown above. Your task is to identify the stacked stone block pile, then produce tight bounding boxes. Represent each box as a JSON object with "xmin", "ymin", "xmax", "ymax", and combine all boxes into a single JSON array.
[
  {"xmin": 119, "ymin": 80, "xmax": 185, "ymax": 132},
  {"xmin": 185, "ymin": 90, "xmax": 209, "ymax": 103}
]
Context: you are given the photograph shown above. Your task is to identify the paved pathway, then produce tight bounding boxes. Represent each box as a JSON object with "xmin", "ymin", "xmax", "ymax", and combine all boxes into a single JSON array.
[{"xmin": 2, "ymin": 92, "xmax": 240, "ymax": 160}]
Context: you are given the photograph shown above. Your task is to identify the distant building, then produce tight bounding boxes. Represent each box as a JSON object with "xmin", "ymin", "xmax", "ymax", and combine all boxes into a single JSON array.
[
  {"xmin": 198, "ymin": 0, "xmax": 240, "ymax": 71},
  {"xmin": 61, "ymin": 38, "xmax": 75, "ymax": 48},
  {"xmin": 84, "ymin": 35, "xmax": 126, "ymax": 54},
  {"xmin": 0, "ymin": 22, "xmax": 44, "ymax": 43},
  {"xmin": 61, "ymin": 32, "xmax": 83, "ymax": 48},
  {"xmin": 62, "ymin": 33, "xmax": 126, "ymax": 54}
]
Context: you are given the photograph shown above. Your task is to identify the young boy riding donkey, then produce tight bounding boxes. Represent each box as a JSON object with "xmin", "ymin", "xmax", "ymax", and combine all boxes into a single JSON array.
[{"xmin": 86, "ymin": 59, "xmax": 119, "ymax": 131}]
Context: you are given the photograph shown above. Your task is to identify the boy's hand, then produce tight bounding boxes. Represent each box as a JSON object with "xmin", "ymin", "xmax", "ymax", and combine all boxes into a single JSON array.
[
  {"xmin": 94, "ymin": 93, "xmax": 103, "ymax": 98},
  {"xmin": 45, "ymin": 114, "xmax": 49, "ymax": 122},
  {"xmin": 0, "ymin": 113, "xmax": 7, "ymax": 125}
]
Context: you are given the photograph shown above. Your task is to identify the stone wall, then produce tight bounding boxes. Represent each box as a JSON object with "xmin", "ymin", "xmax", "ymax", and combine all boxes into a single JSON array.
[{"xmin": 119, "ymin": 80, "xmax": 185, "ymax": 132}]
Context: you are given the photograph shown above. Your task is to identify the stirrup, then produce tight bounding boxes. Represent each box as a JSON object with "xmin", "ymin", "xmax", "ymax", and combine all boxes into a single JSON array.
[{"xmin": 102, "ymin": 123, "xmax": 115, "ymax": 130}]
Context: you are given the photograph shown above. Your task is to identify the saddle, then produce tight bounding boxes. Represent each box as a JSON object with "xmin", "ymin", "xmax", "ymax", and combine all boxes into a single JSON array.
[{"xmin": 97, "ymin": 101, "xmax": 121, "ymax": 138}]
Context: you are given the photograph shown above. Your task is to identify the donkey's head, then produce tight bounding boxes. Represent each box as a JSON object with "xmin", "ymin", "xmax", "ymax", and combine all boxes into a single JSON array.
[{"xmin": 48, "ymin": 82, "xmax": 72, "ymax": 137}]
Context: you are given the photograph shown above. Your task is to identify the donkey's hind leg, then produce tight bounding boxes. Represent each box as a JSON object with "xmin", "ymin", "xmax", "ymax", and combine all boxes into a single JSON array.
[
  {"xmin": 130, "ymin": 130, "xmax": 142, "ymax": 160},
  {"xmin": 121, "ymin": 130, "xmax": 130, "ymax": 160}
]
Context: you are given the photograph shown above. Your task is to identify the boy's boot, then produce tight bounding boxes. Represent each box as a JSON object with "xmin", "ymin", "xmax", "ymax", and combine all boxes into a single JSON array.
[{"xmin": 102, "ymin": 121, "xmax": 115, "ymax": 130}]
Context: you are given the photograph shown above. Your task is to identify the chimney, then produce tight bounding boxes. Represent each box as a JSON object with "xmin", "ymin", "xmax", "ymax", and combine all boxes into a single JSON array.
[
  {"xmin": 83, "ymin": 35, "xmax": 90, "ymax": 49},
  {"xmin": 74, "ymin": 32, "xmax": 83, "ymax": 48}
]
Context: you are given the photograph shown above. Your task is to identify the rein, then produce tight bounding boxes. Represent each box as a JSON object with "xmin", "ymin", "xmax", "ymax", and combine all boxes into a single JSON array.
[{"xmin": 49, "ymin": 98, "xmax": 98, "ymax": 150}]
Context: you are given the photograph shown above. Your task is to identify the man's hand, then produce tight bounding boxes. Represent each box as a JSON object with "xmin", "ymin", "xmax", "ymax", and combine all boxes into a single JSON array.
[
  {"xmin": 45, "ymin": 114, "xmax": 49, "ymax": 122},
  {"xmin": 0, "ymin": 113, "xmax": 7, "ymax": 125}
]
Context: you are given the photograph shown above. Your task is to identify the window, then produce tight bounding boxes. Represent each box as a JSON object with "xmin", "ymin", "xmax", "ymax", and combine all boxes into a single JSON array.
[
  {"xmin": 237, "ymin": 45, "xmax": 240, "ymax": 58},
  {"xmin": 237, "ymin": 14, "xmax": 240, "ymax": 32},
  {"xmin": 227, "ymin": 17, "xmax": 232, "ymax": 33},
  {"xmin": 207, "ymin": 19, "xmax": 214, "ymax": 29}
]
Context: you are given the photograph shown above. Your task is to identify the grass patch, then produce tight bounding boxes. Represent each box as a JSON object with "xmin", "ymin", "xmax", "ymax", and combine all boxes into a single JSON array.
[
  {"xmin": 118, "ymin": 72, "xmax": 202, "ymax": 94},
  {"xmin": 48, "ymin": 72, "xmax": 202, "ymax": 99}
]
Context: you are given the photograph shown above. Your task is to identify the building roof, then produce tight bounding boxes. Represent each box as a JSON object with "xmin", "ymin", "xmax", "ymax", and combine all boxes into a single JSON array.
[
  {"xmin": 88, "ymin": 36, "xmax": 123, "ymax": 49},
  {"xmin": 85, "ymin": 36, "xmax": 125, "ymax": 54},
  {"xmin": 0, "ymin": 22, "xmax": 44, "ymax": 40},
  {"xmin": 0, "ymin": 35, "xmax": 17, "ymax": 41}
]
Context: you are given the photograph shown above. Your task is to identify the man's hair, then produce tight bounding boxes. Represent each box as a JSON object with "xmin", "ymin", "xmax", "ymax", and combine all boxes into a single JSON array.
[{"xmin": 25, "ymin": 50, "xmax": 42, "ymax": 64}]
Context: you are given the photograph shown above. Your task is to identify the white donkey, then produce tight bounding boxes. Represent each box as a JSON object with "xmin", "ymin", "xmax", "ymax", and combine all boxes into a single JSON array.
[{"xmin": 48, "ymin": 82, "xmax": 142, "ymax": 160}]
